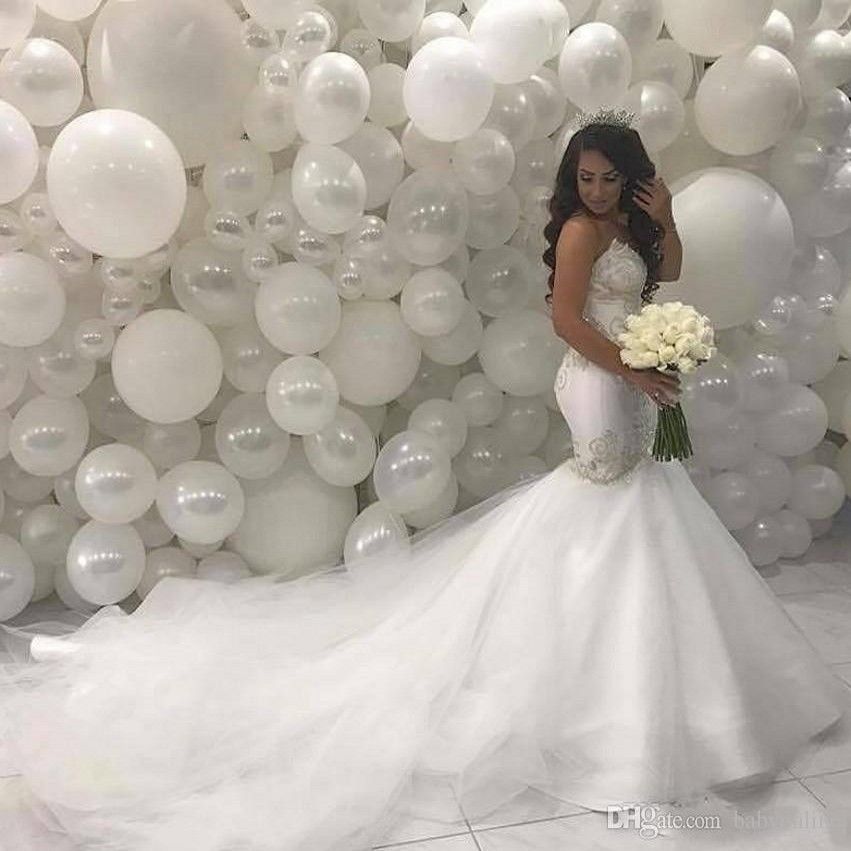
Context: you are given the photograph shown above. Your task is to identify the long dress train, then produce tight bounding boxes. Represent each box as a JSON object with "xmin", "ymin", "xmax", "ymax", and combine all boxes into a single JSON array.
[{"xmin": 0, "ymin": 236, "xmax": 848, "ymax": 851}]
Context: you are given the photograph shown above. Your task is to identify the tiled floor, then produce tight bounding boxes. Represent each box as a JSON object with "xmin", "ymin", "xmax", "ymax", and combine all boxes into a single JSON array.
[{"xmin": 3, "ymin": 503, "xmax": 851, "ymax": 850}]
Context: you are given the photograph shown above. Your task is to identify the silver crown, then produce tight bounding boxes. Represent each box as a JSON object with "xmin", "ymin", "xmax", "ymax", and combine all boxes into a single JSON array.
[{"xmin": 564, "ymin": 106, "xmax": 636, "ymax": 137}]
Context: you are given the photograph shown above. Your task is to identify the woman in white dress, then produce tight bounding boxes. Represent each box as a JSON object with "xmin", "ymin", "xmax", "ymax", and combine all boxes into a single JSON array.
[{"xmin": 1, "ymin": 112, "xmax": 848, "ymax": 851}]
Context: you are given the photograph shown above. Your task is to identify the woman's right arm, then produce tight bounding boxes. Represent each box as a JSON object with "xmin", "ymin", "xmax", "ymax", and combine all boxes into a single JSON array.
[{"xmin": 549, "ymin": 218, "xmax": 634, "ymax": 380}]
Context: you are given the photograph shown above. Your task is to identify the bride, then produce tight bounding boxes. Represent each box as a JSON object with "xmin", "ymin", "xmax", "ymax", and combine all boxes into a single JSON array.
[{"xmin": 1, "ymin": 111, "xmax": 849, "ymax": 851}]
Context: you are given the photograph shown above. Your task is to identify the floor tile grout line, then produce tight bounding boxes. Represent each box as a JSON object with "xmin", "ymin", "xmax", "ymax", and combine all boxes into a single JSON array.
[{"xmin": 795, "ymin": 776, "xmax": 828, "ymax": 808}]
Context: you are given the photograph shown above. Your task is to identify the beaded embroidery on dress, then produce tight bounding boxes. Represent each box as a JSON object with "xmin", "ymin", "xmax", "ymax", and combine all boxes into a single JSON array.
[
  {"xmin": 1, "ymin": 239, "xmax": 849, "ymax": 851},
  {"xmin": 555, "ymin": 236, "xmax": 657, "ymax": 485}
]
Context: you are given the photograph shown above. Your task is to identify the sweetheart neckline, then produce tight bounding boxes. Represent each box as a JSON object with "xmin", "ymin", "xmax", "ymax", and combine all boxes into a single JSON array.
[{"xmin": 602, "ymin": 235, "xmax": 643, "ymax": 261}]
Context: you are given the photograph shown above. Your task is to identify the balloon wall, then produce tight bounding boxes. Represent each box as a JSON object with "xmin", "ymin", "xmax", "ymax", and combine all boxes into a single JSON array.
[{"xmin": 1, "ymin": 0, "xmax": 851, "ymax": 620}]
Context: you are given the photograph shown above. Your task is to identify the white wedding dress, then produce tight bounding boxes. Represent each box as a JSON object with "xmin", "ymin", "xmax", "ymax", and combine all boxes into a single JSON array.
[{"xmin": 1, "ymin": 237, "xmax": 848, "ymax": 851}]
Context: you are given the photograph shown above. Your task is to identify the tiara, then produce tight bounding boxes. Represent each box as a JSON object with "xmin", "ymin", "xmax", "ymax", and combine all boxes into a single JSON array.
[{"xmin": 564, "ymin": 106, "xmax": 636, "ymax": 137}]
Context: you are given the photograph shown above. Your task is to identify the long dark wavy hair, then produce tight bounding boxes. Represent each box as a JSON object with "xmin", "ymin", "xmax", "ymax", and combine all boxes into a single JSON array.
[{"xmin": 543, "ymin": 122, "xmax": 663, "ymax": 309}]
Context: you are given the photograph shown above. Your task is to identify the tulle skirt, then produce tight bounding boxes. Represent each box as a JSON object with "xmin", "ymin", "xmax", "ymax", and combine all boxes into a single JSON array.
[{"xmin": 1, "ymin": 450, "xmax": 848, "ymax": 851}]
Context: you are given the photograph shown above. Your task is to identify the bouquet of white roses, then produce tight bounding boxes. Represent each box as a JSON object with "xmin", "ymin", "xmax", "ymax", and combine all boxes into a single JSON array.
[{"xmin": 616, "ymin": 301, "xmax": 717, "ymax": 462}]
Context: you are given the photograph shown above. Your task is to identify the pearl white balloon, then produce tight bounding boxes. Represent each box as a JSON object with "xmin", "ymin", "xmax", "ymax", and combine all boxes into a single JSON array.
[
  {"xmin": 294, "ymin": 52, "xmax": 370, "ymax": 144},
  {"xmin": 0, "ymin": 0, "xmax": 36, "ymax": 50},
  {"xmin": 373, "ymin": 427, "xmax": 451, "ymax": 512},
  {"xmin": 772, "ymin": 507, "xmax": 812, "ymax": 558},
  {"xmin": 662, "ymin": 0, "xmax": 772, "ymax": 57},
  {"xmin": 419, "ymin": 297, "xmax": 483, "ymax": 365},
  {"xmin": 454, "ymin": 424, "xmax": 513, "ymax": 498},
  {"xmin": 75, "ymin": 443, "xmax": 157, "ymax": 524},
  {"xmin": 0, "ymin": 37, "xmax": 83, "ymax": 126},
  {"xmin": 319, "ymin": 299, "xmax": 422, "ymax": 406},
  {"xmin": 255, "ymin": 263, "xmax": 342, "ymax": 355},
  {"xmin": 451, "ymin": 128, "xmax": 515, "ymax": 196},
  {"xmin": 291, "ymin": 143, "xmax": 367, "ymax": 234},
  {"xmin": 338, "ymin": 123, "xmax": 405, "ymax": 210},
  {"xmin": 265, "ymin": 355, "xmax": 340, "ymax": 435},
  {"xmin": 0, "ymin": 252, "xmax": 65, "ymax": 347},
  {"xmin": 734, "ymin": 515, "xmax": 783, "ymax": 566},
  {"xmin": 343, "ymin": 500, "xmax": 409, "ymax": 565},
  {"xmin": 87, "ymin": 0, "xmax": 255, "ymax": 167},
  {"xmin": 20, "ymin": 504, "xmax": 79, "ymax": 583},
  {"xmin": 136, "ymin": 546, "xmax": 197, "ymax": 599},
  {"xmin": 367, "ymin": 62, "xmax": 407, "ymax": 127},
  {"xmin": 0, "ymin": 533, "xmax": 35, "ymax": 621},
  {"xmin": 787, "ymin": 463, "xmax": 846, "ymax": 519},
  {"xmin": 558, "ymin": 22, "xmax": 631, "ymax": 112},
  {"xmin": 66, "ymin": 520, "xmax": 146, "ymax": 604},
  {"xmin": 303, "ymin": 404, "xmax": 376, "ymax": 486},
  {"xmin": 755, "ymin": 383, "xmax": 828, "ymax": 456},
  {"xmin": 10, "ymin": 394, "xmax": 88, "ymax": 476},
  {"xmin": 215, "ymin": 392, "xmax": 291, "ymax": 479},
  {"xmin": 452, "ymin": 371, "xmax": 504, "ymax": 426},
  {"xmin": 196, "ymin": 550, "xmax": 251, "ymax": 582},
  {"xmin": 704, "ymin": 471, "xmax": 760, "ymax": 530},
  {"xmin": 620, "ymin": 80, "xmax": 685, "ymax": 153},
  {"xmin": 408, "ymin": 397, "xmax": 468, "ymax": 457},
  {"xmin": 202, "ymin": 139, "xmax": 274, "ymax": 216},
  {"xmin": 47, "ymin": 109, "xmax": 186, "ymax": 258},
  {"xmin": 229, "ymin": 438, "xmax": 357, "ymax": 577},
  {"xmin": 111, "ymin": 309, "xmax": 223, "ymax": 424},
  {"xmin": 403, "ymin": 36, "xmax": 494, "ymax": 142},
  {"xmin": 157, "ymin": 460, "xmax": 245, "ymax": 544}
]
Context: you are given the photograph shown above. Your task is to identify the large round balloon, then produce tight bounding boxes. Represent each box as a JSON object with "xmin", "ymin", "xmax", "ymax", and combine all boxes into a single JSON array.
[
  {"xmin": 558, "ymin": 22, "xmax": 631, "ymax": 112},
  {"xmin": 0, "ymin": 252, "xmax": 65, "ymax": 348},
  {"xmin": 47, "ymin": 109, "xmax": 187, "ymax": 258},
  {"xmin": 111, "ymin": 309, "xmax": 223, "ymax": 424},
  {"xmin": 87, "ymin": 0, "xmax": 255, "ymax": 166},
  {"xmin": 662, "ymin": 0, "xmax": 773, "ymax": 57},
  {"xmin": 661, "ymin": 168, "xmax": 795, "ymax": 329},
  {"xmin": 0, "ymin": 99, "xmax": 38, "ymax": 204},
  {"xmin": 403, "ymin": 36, "xmax": 494, "ymax": 142}
]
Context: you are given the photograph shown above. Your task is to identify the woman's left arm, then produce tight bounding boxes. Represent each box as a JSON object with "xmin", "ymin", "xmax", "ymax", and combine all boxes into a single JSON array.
[{"xmin": 633, "ymin": 176, "xmax": 682, "ymax": 282}]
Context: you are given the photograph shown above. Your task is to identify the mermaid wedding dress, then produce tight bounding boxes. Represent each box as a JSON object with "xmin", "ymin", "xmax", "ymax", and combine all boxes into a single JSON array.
[{"xmin": 1, "ymin": 237, "xmax": 848, "ymax": 851}]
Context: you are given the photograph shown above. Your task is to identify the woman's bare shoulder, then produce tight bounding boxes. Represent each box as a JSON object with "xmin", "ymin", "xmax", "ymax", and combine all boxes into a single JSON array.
[{"xmin": 558, "ymin": 213, "xmax": 604, "ymax": 254}]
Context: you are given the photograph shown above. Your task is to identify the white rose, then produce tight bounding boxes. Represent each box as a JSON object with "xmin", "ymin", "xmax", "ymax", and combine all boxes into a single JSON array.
[
  {"xmin": 636, "ymin": 350, "xmax": 660, "ymax": 368},
  {"xmin": 681, "ymin": 316, "xmax": 698, "ymax": 334},
  {"xmin": 662, "ymin": 323, "xmax": 682, "ymax": 344},
  {"xmin": 674, "ymin": 335, "xmax": 693, "ymax": 356},
  {"xmin": 638, "ymin": 330, "xmax": 662, "ymax": 351},
  {"xmin": 679, "ymin": 356, "xmax": 697, "ymax": 373},
  {"xmin": 658, "ymin": 344, "xmax": 677, "ymax": 363}
]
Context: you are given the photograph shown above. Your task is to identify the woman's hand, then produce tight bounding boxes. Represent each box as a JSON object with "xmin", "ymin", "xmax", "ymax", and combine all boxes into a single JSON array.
[
  {"xmin": 624, "ymin": 366, "xmax": 681, "ymax": 407},
  {"xmin": 632, "ymin": 176, "xmax": 673, "ymax": 228}
]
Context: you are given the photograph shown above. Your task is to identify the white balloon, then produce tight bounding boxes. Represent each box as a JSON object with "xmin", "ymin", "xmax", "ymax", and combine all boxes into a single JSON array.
[
  {"xmin": 196, "ymin": 550, "xmax": 251, "ymax": 582},
  {"xmin": 620, "ymin": 80, "xmax": 685, "ymax": 153},
  {"xmin": 662, "ymin": 0, "xmax": 772, "ymax": 57},
  {"xmin": 303, "ymin": 404, "xmax": 376, "ymax": 486},
  {"xmin": 0, "ymin": 533, "xmax": 35, "ymax": 621},
  {"xmin": 373, "ymin": 427, "xmax": 451, "ymax": 512},
  {"xmin": 558, "ymin": 22, "xmax": 631, "ymax": 112},
  {"xmin": 338, "ymin": 123, "xmax": 405, "ymax": 210},
  {"xmin": 0, "ymin": 0, "xmax": 36, "ymax": 50},
  {"xmin": 266, "ymin": 355, "xmax": 339, "ymax": 435},
  {"xmin": 403, "ymin": 37, "xmax": 494, "ymax": 142},
  {"xmin": 157, "ymin": 460, "xmax": 245, "ymax": 544},
  {"xmin": 75, "ymin": 443, "xmax": 158, "ymax": 524},
  {"xmin": 400, "ymin": 267, "xmax": 465, "ymax": 336},
  {"xmin": 137, "ymin": 546, "xmax": 197, "ymax": 599},
  {"xmin": 111, "ymin": 309, "xmax": 223, "ymax": 424},
  {"xmin": 9, "ymin": 394, "xmax": 88, "ymax": 476},
  {"xmin": 47, "ymin": 109, "xmax": 187, "ymax": 258},
  {"xmin": 358, "ymin": 0, "xmax": 425, "ymax": 40},
  {"xmin": 367, "ymin": 62, "xmax": 407, "ymax": 127},
  {"xmin": 202, "ymin": 139, "xmax": 274, "ymax": 216},
  {"xmin": 66, "ymin": 520, "xmax": 146, "ymax": 604},
  {"xmin": 294, "ymin": 52, "xmax": 370, "ymax": 144},
  {"xmin": 0, "ymin": 252, "xmax": 65, "ymax": 347},
  {"xmin": 215, "ymin": 392, "xmax": 291, "ymax": 479},
  {"xmin": 87, "ymin": 0, "xmax": 255, "ymax": 167},
  {"xmin": 343, "ymin": 500, "xmax": 409, "ymax": 565}
]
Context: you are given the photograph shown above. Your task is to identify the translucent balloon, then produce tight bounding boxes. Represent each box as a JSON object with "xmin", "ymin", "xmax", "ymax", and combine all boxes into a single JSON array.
[
  {"xmin": 0, "ymin": 0, "xmax": 36, "ymax": 50},
  {"xmin": 492, "ymin": 394, "xmax": 549, "ymax": 456},
  {"xmin": 343, "ymin": 500, "xmax": 409, "ymax": 566},
  {"xmin": 454, "ymin": 424, "xmax": 514, "ymax": 498},
  {"xmin": 367, "ymin": 62, "xmax": 407, "ymax": 127},
  {"xmin": 737, "ymin": 351, "xmax": 789, "ymax": 413},
  {"xmin": 280, "ymin": 6, "xmax": 336, "ymax": 63},
  {"xmin": 338, "ymin": 123, "xmax": 405, "ymax": 211},
  {"xmin": 387, "ymin": 167, "xmax": 468, "ymax": 265},
  {"xmin": 339, "ymin": 27, "xmax": 383, "ymax": 71},
  {"xmin": 170, "ymin": 238, "xmax": 255, "ymax": 327},
  {"xmin": 464, "ymin": 186, "xmax": 520, "ymax": 250},
  {"xmin": 695, "ymin": 46, "xmax": 802, "ymax": 156},
  {"xmin": 768, "ymin": 134, "xmax": 829, "ymax": 200},
  {"xmin": 196, "ymin": 550, "xmax": 251, "ymax": 582},
  {"xmin": 403, "ymin": 36, "xmax": 494, "ymax": 142},
  {"xmin": 136, "ymin": 546, "xmax": 197, "ymax": 599},
  {"xmin": 0, "ymin": 251, "xmax": 65, "ymax": 347},
  {"xmin": 790, "ymin": 28, "xmax": 851, "ymax": 97},
  {"xmin": 704, "ymin": 471, "xmax": 760, "ymax": 530},
  {"xmin": 0, "ymin": 533, "xmax": 35, "ymax": 621},
  {"xmin": 302, "ymin": 404, "xmax": 376, "ymax": 486},
  {"xmin": 0, "ymin": 455, "xmax": 52, "ymax": 503},
  {"xmin": 9, "ymin": 393, "xmax": 88, "ymax": 476},
  {"xmin": 74, "ymin": 443, "xmax": 157, "ymax": 524},
  {"xmin": 481, "ymin": 83, "xmax": 536, "ymax": 151},
  {"xmin": 558, "ymin": 22, "xmax": 631, "ymax": 112},
  {"xmin": 621, "ymin": 80, "xmax": 685, "ymax": 154},
  {"xmin": 294, "ymin": 52, "xmax": 370, "ymax": 144},
  {"xmin": 419, "ymin": 298, "xmax": 483, "ymax": 365},
  {"xmin": 400, "ymin": 120, "xmax": 453, "ymax": 170},
  {"xmin": 80, "ymin": 373, "xmax": 145, "ymax": 443},
  {"xmin": 243, "ymin": 85, "xmax": 299, "ymax": 153},
  {"xmin": 691, "ymin": 412, "xmax": 757, "ymax": 471},
  {"xmin": 0, "ymin": 347, "xmax": 27, "ymax": 409},
  {"xmin": 400, "ymin": 268, "xmax": 465, "ymax": 336},
  {"xmin": 469, "ymin": 0, "xmax": 554, "ymax": 84},
  {"xmin": 111, "ymin": 309, "xmax": 223, "ymax": 424},
  {"xmin": 411, "ymin": 11, "xmax": 469, "ymax": 54},
  {"xmin": 229, "ymin": 438, "xmax": 356, "ymax": 576},
  {"xmin": 790, "ymin": 160, "xmax": 851, "ymax": 239},
  {"xmin": 734, "ymin": 515, "xmax": 783, "ymax": 566},
  {"xmin": 662, "ymin": 0, "xmax": 772, "ymax": 57},
  {"xmin": 266, "ymin": 354, "xmax": 339, "ymax": 435},
  {"xmin": 465, "ymin": 246, "xmax": 533, "ymax": 318},
  {"xmin": 157, "ymin": 460, "xmax": 245, "ymax": 544},
  {"xmin": 20, "ymin": 505, "xmax": 79, "ymax": 591},
  {"xmin": 215, "ymin": 392, "xmax": 290, "ymax": 479},
  {"xmin": 357, "ymin": 0, "xmax": 424, "ymax": 40},
  {"xmin": 87, "ymin": 0, "xmax": 255, "ymax": 167},
  {"xmin": 47, "ymin": 109, "xmax": 187, "ymax": 258},
  {"xmin": 66, "ymin": 520, "xmax": 146, "ymax": 604},
  {"xmin": 451, "ymin": 128, "xmax": 515, "ymax": 196},
  {"xmin": 318, "ymin": 299, "xmax": 422, "ymax": 405},
  {"xmin": 755, "ymin": 383, "xmax": 828, "ymax": 456},
  {"xmin": 28, "ymin": 326, "xmax": 95, "ymax": 397},
  {"xmin": 255, "ymin": 263, "xmax": 341, "ymax": 355},
  {"xmin": 661, "ymin": 168, "xmax": 795, "ymax": 329},
  {"xmin": 221, "ymin": 321, "xmax": 281, "ymax": 393},
  {"xmin": 803, "ymin": 87, "xmax": 851, "ymax": 146},
  {"xmin": 787, "ymin": 463, "xmax": 845, "ymax": 520},
  {"xmin": 291, "ymin": 143, "xmax": 366, "ymax": 235},
  {"xmin": 395, "ymin": 354, "xmax": 460, "ymax": 411},
  {"xmin": 597, "ymin": 0, "xmax": 664, "ymax": 57},
  {"xmin": 452, "ymin": 371, "xmax": 503, "ymax": 426},
  {"xmin": 0, "ymin": 37, "xmax": 83, "ymax": 126},
  {"xmin": 520, "ymin": 67, "xmax": 566, "ymax": 140}
]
